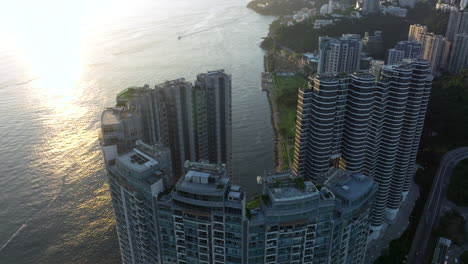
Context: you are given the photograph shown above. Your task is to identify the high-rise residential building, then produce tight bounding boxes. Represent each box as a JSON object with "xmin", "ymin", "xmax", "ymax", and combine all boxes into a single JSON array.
[
  {"xmin": 248, "ymin": 170, "xmax": 376, "ymax": 264},
  {"xmin": 292, "ymin": 59, "xmax": 432, "ymax": 237},
  {"xmin": 194, "ymin": 70, "xmax": 232, "ymax": 175},
  {"xmin": 445, "ymin": 9, "xmax": 468, "ymax": 42},
  {"xmin": 103, "ymin": 140, "xmax": 173, "ymax": 264},
  {"xmin": 104, "ymin": 70, "xmax": 232, "ymax": 182},
  {"xmin": 371, "ymin": 61, "xmax": 432, "ymax": 225},
  {"xmin": 318, "ymin": 34, "xmax": 362, "ymax": 74},
  {"xmin": 322, "ymin": 168, "xmax": 377, "ymax": 264},
  {"xmin": 448, "ymin": 33, "xmax": 468, "ymax": 73},
  {"xmin": 156, "ymin": 161, "xmax": 245, "ymax": 264},
  {"xmin": 420, "ymin": 33, "xmax": 446, "ymax": 74},
  {"xmin": 386, "ymin": 49, "xmax": 405, "ymax": 65},
  {"xmin": 101, "ymin": 105, "xmax": 144, "ymax": 155},
  {"xmin": 386, "ymin": 41, "xmax": 422, "ymax": 65},
  {"xmin": 113, "ymin": 79, "xmax": 196, "ymax": 182},
  {"xmin": 102, "ymin": 142, "xmax": 377, "ymax": 264},
  {"xmin": 153, "ymin": 79, "xmax": 196, "ymax": 181},
  {"xmin": 408, "ymin": 24, "xmax": 428, "ymax": 42}
]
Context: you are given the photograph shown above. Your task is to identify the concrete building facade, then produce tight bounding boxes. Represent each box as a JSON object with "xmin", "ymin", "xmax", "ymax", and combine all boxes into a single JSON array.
[
  {"xmin": 102, "ymin": 70, "xmax": 232, "ymax": 183},
  {"xmin": 386, "ymin": 41, "xmax": 422, "ymax": 65},
  {"xmin": 194, "ymin": 70, "xmax": 233, "ymax": 175},
  {"xmin": 292, "ymin": 59, "xmax": 432, "ymax": 237},
  {"xmin": 448, "ymin": 33, "xmax": 468, "ymax": 73},
  {"xmin": 318, "ymin": 34, "xmax": 363, "ymax": 75}
]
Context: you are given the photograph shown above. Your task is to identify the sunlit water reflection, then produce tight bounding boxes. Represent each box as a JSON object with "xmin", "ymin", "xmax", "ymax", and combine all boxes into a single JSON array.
[{"xmin": 0, "ymin": 0, "xmax": 275, "ymax": 263}]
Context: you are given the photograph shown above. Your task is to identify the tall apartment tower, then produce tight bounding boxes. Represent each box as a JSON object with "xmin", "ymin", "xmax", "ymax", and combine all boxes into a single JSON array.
[
  {"xmin": 408, "ymin": 24, "xmax": 428, "ymax": 42},
  {"xmin": 386, "ymin": 41, "xmax": 422, "ymax": 65},
  {"xmin": 101, "ymin": 106, "xmax": 144, "ymax": 155},
  {"xmin": 445, "ymin": 9, "xmax": 468, "ymax": 42},
  {"xmin": 323, "ymin": 168, "xmax": 377, "ymax": 264},
  {"xmin": 448, "ymin": 33, "xmax": 468, "ymax": 73},
  {"xmin": 292, "ymin": 59, "xmax": 432, "ymax": 236},
  {"xmin": 156, "ymin": 161, "xmax": 245, "ymax": 264},
  {"xmin": 194, "ymin": 70, "xmax": 232, "ymax": 175},
  {"xmin": 370, "ymin": 60, "xmax": 432, "ymax": 225},
  {"xmin": 153, "ymin": 79, "xmax": 196, "ymax": 181},
  {"xmin": 116, "ymin": 80, "xmax": 196, "ymax": 182},
  {"xmin": 103, "ymin": 140, "xmax": 173, "ymax": 264},
  {"xmin": 102, "ymin": 145, "xmax": 377, "ymax": 263},
  {"xmin": 248, "ymin": 170, "xmax": 376, "ymax": 264},
  {"xmin": 318, "ymin": 34, "xmax": 363, "ymax": 74},
  {"xmin": 420, "ymin": 33, "xmax": 446, "ymax": 74}
]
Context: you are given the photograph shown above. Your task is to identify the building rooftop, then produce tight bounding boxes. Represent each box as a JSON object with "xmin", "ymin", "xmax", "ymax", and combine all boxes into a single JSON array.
[
  {"xmin": 176, "ymin": 161, "xmax": 229, "ymax": 195},
  {"xmin": 351, "ymin": 72, "xmax": 375, "ymax": 80},
  {"xmin": 117, "ymin": 147, "xmax": 159, "ymax": 174},
  {"xmin": 264, "ymin": 172, "xmax": 319, "ymax": 202},
  {"xmin": 322, "ymin": 168, "xmax": 375, "ymax": 201},
  {"xmin": 155, "ymin": 78, "xmax": 189, "ymax": 89},
  {"xmin": 116, "ymin": 86, "xmax": 150, "ymax": 100},
  {"xmin": 101, "ymin": 108, "xmax": 121, "ymax": 126},
  {"xmin": 113, "ymin": 141, "xmax": 170, "ymax": 181}
]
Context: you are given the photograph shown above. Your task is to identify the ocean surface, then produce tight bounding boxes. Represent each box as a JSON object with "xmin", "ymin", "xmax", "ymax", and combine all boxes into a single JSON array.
[{"xmin": 0, "ymin": 0, "xmax": 275, "ymax": 263}]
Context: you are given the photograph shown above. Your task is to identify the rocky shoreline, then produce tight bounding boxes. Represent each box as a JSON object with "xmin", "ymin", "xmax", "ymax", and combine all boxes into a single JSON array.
[{"xmin": 261, "ymin": 71, "xmax": 284, "ymax": 172}]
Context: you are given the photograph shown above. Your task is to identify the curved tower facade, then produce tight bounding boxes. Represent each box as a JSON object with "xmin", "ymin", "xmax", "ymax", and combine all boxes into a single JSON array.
[{"xmin": 292, "ymin": 59, "xmax": 432, "ymax": 236}]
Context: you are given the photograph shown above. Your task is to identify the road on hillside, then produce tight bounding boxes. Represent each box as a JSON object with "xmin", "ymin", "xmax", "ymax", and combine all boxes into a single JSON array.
[{"xmin": 407, "ymin": 147, "xmax": 468, "ymax": 263}]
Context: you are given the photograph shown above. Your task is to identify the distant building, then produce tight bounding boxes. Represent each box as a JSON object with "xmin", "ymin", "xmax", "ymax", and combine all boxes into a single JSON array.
[
  {"xmin": 446, "ymin": 9, "xmax": 468, "ymax": 43},
  {"xmin": 313, "ymin": 19, "xmax": 335, "ymax": 29},
  {"xmin": 448, "ymin": 33, "xmax": 468, "ymax": 73},
  {"xmin": 318, "ymin": 34, "xmax": 363, "ymax": 74},
  {"xmin": 408, "ymin": 24, "xmax": 428, "ymax": 42},
  {"xmin": 435, "ymin": 3, "xmax": 459, "ymax": 12},
  {"xmin": 363, "ymin": 31, "xmax": 384, "ymax": 59},
  {"xmin": 381, "ymin": 6, "xmax": 408, "ymax": 17},
  {"xmin": 386, "ymin": 49, "xmax": 405, "ymax": 65},
  {"xmin": 386, "ymin": 41, "xmax": 422, "ymax": 65},
  {"xmin": 420, "ymin": 33, "xmax": 447, "ymax": 75},
  {"xmin": 408, "ymin": 24, "xmax": 447, "ymax": 75}
]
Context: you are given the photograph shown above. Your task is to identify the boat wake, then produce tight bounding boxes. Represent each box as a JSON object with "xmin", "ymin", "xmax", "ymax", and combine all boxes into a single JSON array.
[
  {"xmin": 178, "ymin": 17, "xmax": 240, "ymax": 40},
  {"xmin": 0, "ymin": 223, "xmax": 28, "ymax": 252}
]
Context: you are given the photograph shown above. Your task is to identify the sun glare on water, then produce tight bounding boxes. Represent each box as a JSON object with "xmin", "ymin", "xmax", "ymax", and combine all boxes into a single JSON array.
[{"xmin": 0, "ymin": 0, "xmax": 137, "ymax": 106}]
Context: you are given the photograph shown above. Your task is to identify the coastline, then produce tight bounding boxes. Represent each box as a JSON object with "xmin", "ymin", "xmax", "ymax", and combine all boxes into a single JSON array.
[{"xmin": 262, "ymin": 71, "xmax": 284, "ymax": 172}]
